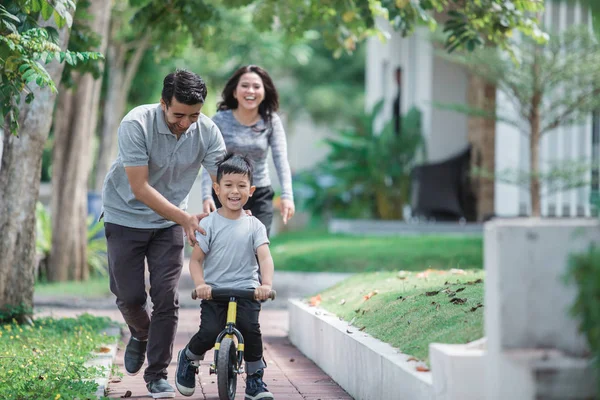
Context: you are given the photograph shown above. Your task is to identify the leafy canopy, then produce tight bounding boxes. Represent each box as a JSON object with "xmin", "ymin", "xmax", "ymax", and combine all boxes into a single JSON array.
[
  {"xmin": 220, "ymin": 0, "xmax": 547, "ymax": 55},
  {"xmin": 0, "ymin": 1, "xmax": 102, "ymax": 135}
]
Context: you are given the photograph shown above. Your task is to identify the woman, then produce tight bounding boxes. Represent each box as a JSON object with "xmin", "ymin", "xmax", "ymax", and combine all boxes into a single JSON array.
[{"xmin": 201, "ymin": 65, "xmax": 295, "ymax": 236}]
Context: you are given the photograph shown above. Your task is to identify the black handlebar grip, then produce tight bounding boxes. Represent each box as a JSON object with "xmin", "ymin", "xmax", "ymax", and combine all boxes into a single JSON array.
[{"xmin": 191, "ymin": 288, "xmax": 276, "ymax": 301}]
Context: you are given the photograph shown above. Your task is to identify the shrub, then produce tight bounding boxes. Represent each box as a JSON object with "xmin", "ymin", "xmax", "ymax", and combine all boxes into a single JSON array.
[
  {"xmin": 565, "ymin": 245, "xmax": 600, "ymax": 391},
  {"xmin": 294, "ymin": 100, "xmax": 425, "ymax": 220},
  {"xmin": 35, "ymin": 202, "xmax": 108, "ymax": 280},
  {"xmin": 0, "ymin": 314, "xmax": 115, "ymax": 399}
]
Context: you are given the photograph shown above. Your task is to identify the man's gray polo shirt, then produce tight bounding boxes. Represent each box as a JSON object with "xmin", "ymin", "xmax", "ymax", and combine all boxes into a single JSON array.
[{"xmin": 102, "ymin": 104, "xmax": 226, "ymax": 229}]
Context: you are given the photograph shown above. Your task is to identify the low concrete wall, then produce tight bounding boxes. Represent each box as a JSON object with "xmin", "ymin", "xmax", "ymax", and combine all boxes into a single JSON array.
[
  {"xmin": 484, "ymin": 218, "xmax": 599, "ymax": 399},
  {"xmin": 329, "ymin": 219, "xmax": 483, "ymax": 236},
  {"xmin": 288, "ymin": 299, "xmax": 434, "ymax": 400}
]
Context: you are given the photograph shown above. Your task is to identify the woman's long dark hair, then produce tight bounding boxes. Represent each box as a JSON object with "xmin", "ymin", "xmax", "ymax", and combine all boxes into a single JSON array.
[{"xmin": 217, "ymin": 65, "xmax": 279, "ymax": 124}]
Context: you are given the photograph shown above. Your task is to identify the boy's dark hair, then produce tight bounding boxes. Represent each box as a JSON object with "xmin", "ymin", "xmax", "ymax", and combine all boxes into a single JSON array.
[
  {"xmin": 162, "ymin": 69, "xmax": 207, "ymax": 107},
  {"xmin": 216, "ymin": 153, "xmax": 254, "ymax": 185}
]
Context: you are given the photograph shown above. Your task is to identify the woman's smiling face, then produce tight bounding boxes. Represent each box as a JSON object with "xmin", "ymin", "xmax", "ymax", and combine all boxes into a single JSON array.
[{"xmin": 233, "ymin": 72, "xmax": 265, "ymax": 112}]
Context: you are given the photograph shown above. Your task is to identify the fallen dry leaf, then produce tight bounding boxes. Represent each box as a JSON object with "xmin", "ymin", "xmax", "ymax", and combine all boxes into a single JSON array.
[
  {"xmin": 289, "ymin": 358, "xmax": 295, "ymax": 362},
  {"xmin": 346, "ymin": 329, "xmax": 353, "ymax": 334},
  {"xmin": 110, "ymin": 377, "xmax": 122, "ymax": 383},
  {"xmin": 121, "ymin": 390, "xmax": 132, "ymax": 398},
  {"xmin": 309, "ymin": 294, "xmax": 322, "ymax": 307},
  {"xmin": 416, "ymin": 269, "xmax": 447, "ymax": 279},
  {"xmin": 449, "ymin": 268, "xmax": 467, "ymax": 275},
  {"xmin": 466, "ymin": 278, "xmax": 483, "ymax": 285},
  {"xmin": 425, "ymin": 290, "xmax": 440, "ymax": 296},
  {"xmin": 96, "ymin": 346, "xmax": 111, "ymax": 353},
  {"xmin": 363, "ymin": 290, "xmax": 378, "ymax": 301},
  {"xmin": 470, "ymin": 304, "xmax": 484, "ymax": 312},
  {"xmin": 406, "ymin": 357, "xmax": 419, "ymax": 362},
  {"xmin": 456, "ymin": 287, "xmax": 465, "ymax": 292},
  {"xmin": 359, "ymin": 326, "xmax": 366, "ymax": 331},
  {"xmin": 450, "ymin": 298, "xmax": 467, "ymax": 305},
  {"xmin": 416, "ymin": 365, "xmax": 430, "ymax": 372}
]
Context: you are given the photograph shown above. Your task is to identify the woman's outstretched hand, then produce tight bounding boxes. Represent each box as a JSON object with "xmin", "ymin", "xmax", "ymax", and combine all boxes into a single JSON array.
[
  {"xmin": 202, "ymin": 198, "xmax": 216, "ymax": 214},
  {"xmin": 280, "ymin": 198, "xmax": 295, "ymax": 225}
]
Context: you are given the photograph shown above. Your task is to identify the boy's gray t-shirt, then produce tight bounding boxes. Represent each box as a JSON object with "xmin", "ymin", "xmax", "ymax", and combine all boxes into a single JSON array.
[
  {"xmin": 195, "ymin": 212, "xmax": 269, "ymax": 289},
  {"xmin": 102, "ymin": 104, "xmax": 226, "ymax": 229}
]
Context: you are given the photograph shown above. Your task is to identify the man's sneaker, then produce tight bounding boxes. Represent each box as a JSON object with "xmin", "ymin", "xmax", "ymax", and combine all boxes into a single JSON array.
[
  {"xmin": 124, "ymin": 337, "xmax": 147, "ymax": 376},
  {"xmin": 146, "ymin": 378, "xmax": 176, "ymax": 399},
  {"xmin": 175, "ymin": 349, "xmax": 200, "ymax": 396},
  {"xmin": 245, "ymin": 369, "xmax": 274, "ymax": 400}
]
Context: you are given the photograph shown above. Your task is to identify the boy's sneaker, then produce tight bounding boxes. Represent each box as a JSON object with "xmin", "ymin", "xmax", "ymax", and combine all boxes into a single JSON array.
[
  {"xmin": 146, "ymin": 378, "xmax": 176, "ymax": 398},
  {"xmin": 175, "ymin": 348, "xmax": 200, "ymax": 396},
  {"xmin": 245, "ymin": 369, "xmax": 274, "ymax": 400},
  {"xmin": 124, "ymin": 336, "xmax": 147, "ymax": 376}
]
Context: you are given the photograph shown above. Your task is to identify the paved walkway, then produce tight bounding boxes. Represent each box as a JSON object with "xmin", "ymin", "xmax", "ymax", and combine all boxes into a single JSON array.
[{"xmin": 35, "ymin": 307, "xmax": 353, "ymax": 400}]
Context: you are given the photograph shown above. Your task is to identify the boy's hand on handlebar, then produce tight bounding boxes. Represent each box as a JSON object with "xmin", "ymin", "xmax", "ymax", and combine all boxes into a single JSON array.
[
  {"xmin": 255, "ymin": 284, "xmax": 272, "ymax": 301},
  {"xmin": 194, "ymin": 284, "xmax": 212, "ymax": 300}
]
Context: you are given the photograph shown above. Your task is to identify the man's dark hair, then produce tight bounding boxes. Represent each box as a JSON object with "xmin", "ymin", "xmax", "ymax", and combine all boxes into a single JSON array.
[
  {"xmin": 216, "ymin": 153, "xmax": 254, "ymax": 185},
  {"xmin": 162, "ymin": 69, "xmax": 207, "ymax": 107}
]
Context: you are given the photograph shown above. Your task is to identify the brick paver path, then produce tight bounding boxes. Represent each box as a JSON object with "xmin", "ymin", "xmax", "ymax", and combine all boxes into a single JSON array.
[{"xmin": 35, "ymin": 307, "xmax": 353, "ymax": 400}]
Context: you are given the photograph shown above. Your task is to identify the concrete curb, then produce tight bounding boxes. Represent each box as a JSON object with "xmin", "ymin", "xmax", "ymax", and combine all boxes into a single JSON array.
[
  {"xmin": 288, "ymin": 298, "xmax": 434, "ymax": 400},
  {"xmin": 84, "ymin": 325, "xmax": 121, "ymax": 398}
]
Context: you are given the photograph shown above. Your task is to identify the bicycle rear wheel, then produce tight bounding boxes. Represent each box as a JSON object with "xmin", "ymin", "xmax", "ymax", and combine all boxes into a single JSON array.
[{"xmin": 217, "ymin": 337, "xmax": 238, "ymax": 400}]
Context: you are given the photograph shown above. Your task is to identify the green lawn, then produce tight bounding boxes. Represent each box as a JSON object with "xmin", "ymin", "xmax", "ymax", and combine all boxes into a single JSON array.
[
  {"xmin": 315, "ymin": 269, "xmax": 485, "ymax": 363},
  {"xmin": 271, "ymin": 229, "xmax": 483, "ymax": 272},
  {"xmin": 35, "ymin": 276, "xmax": 111, "ymax": 298}
]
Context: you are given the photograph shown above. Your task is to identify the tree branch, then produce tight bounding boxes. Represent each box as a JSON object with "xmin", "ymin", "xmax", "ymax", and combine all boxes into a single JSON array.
[{"xmin": 541, "ymin": 87, "xmax": 600, "ymax": 134}]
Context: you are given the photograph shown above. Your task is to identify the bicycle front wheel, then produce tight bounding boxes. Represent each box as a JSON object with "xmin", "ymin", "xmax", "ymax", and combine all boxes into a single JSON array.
[{"xmin": 217, "ymin": 337, "xmax": 238, "ymax": 400}]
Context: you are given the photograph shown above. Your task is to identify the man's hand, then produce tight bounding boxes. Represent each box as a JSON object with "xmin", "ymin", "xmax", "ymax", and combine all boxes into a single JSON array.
[
  {"xmin": 255, "ymin": 284, "xmax": 272, "ymax": 301},
  {"xmin": 194, "ymin": 284, "xmax": 212, "ymax": 300},
  {"xmin": 181, "ymin": 213, "xmax": 207, "ymax": 246},
  {"xmin": 202, "ymin": 199, "xmax": 216, "ymax": 214}
]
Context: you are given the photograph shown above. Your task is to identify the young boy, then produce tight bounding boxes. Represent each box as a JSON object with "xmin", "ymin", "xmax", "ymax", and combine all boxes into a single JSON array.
[{"xmin": 175, "ymin": 153, "xmax": 275, "ymax": 400}]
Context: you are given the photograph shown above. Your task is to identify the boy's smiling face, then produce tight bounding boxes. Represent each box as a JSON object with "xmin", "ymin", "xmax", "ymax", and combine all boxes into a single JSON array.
[{"xmin": 214, "ymin": 172, "xmax": 255, "ymax": 213}]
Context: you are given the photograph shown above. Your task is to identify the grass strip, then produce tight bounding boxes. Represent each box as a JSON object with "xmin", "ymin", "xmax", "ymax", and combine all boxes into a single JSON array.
[
  {"xmin": 0, "ymin": 313, "xmax": 116, "ymax": 400},
  {"xmin": 271, "ymin": 230, "xmax": 483, "ymax": 272},
  {"xmin": 314, "ymin": 269, "xmax": 485, "ymax": 363}
]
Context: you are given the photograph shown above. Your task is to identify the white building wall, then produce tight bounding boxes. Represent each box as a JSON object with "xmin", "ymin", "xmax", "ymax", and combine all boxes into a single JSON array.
[
  {"xmin": 366, "ymin": 20, "xmax": 468, "ymax": 163},
  {"xmin": 429, "ymin": 55, "xmax": 469, "ymax": 163}
]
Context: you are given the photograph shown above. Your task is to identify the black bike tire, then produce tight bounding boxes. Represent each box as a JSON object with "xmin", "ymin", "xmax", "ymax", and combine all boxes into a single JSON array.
[{"xmin": 217, "ymin": 337, "xmax": 237, "ymax": 400}]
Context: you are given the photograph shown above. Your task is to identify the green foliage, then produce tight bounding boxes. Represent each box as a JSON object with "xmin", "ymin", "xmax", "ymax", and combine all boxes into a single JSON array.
[
  {"xmin": 86, "ymin": 217, "xmax": 108, "ymax": 277},
  {"xmin": 0, "ymin": 303, "xmax": 33, "ymax": 325},
  {"xmin": 316, "ymin": 269, "xmax": 485, "ymax": 362},
  {"xmin": 0, "ymin": 313, "xmax": 115, "ymax": 400},
  {"xmin": 249, "ymin": 0, "xmax": 546, "ymax": 56},
  {"xmin": 60, "ymin": 0, "xmax": 103, "ymax": 88},
  {"xmin": 0, "ymin": 1, "xmax": 102, "ymax": 136},
  {"xmin": 34, "ymin": 202, "xmax": 108, "ymax": 280},
  {"xmin": 277, "ymin": 36, "xmax": 365, "ymax": 124},
  {"xmin": 565, "ymin": 245, "xmax": 600, "ymax": 390},
  {"xmin": 295, "ymin": 101, "xmax": 424, "ymax": 220}
]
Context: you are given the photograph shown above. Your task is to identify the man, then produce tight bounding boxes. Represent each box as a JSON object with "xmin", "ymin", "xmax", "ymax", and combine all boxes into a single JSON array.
[{"xmin": 101, "ymin": 70, "xmax": 226, "ymax": 398}]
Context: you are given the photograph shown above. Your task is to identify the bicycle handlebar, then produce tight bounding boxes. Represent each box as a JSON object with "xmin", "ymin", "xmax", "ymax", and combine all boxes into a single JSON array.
[{"xmin": 191, "ymin": 287, "xmax": 276, "ymax": 301}]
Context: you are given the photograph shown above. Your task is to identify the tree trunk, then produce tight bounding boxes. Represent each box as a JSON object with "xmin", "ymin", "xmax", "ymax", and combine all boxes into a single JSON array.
[
  {"xmin": 530, "ymin": 98, "xmax": 542, "ymax": 217},
  {"xmin": 93, "ymin": 34, "xmax": 150, "ymax": 192},
  {"xmin": 467, "ymin": 75, "xmax": 496, "ymax": 221},
  {"xmin": 0, "ymin": 17, "xmax": 73, "ymax": 316},
  {"xmin": 48, "ymin": 0, "xmax": 112, "ymax": 282}
]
